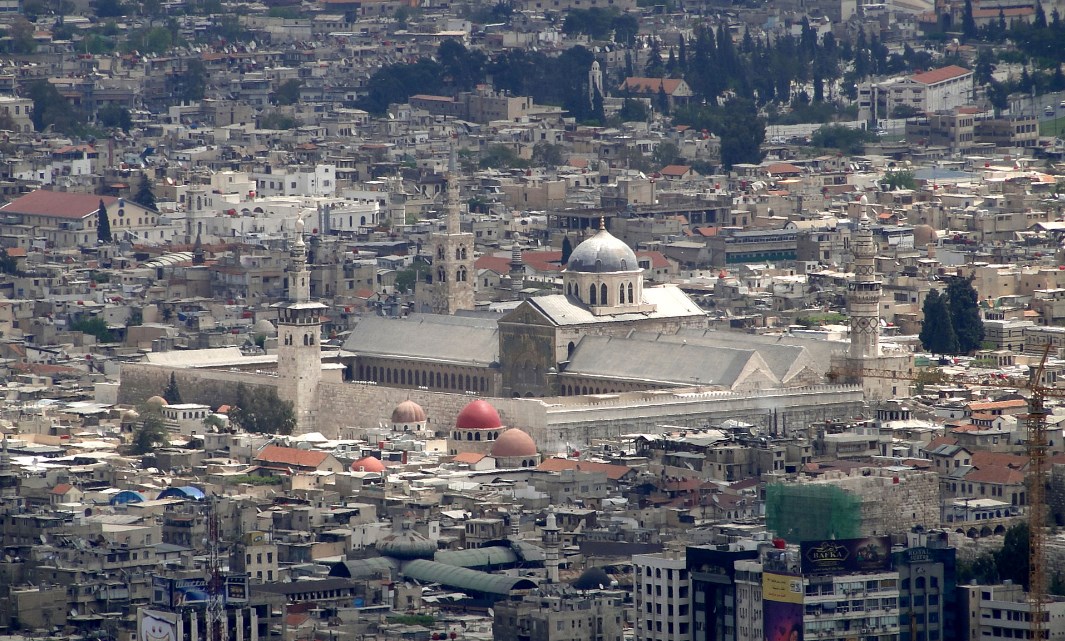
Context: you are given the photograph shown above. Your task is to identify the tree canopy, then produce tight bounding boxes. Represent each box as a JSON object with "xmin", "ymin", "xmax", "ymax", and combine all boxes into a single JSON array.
[
  {"xmin": 229, "ymin": 384, "xmax": 296, "ymax": 435},
  {"xmin": 919, "ymin": 290, "xmax": 958, "ymax": 355}
]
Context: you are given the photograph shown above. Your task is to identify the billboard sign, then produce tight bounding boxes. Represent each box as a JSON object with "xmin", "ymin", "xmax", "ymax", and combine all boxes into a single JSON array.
[
  {"xmin": 139, "ymin": 609, "xmax": 180, "ymax": 641},
  {"xmin": 153, "ymin": 575, "xmax": 248, "ymax": 607},
  {"xmin": 800, "ymin": 537, "xmax": 892, "ymax": 575},
  {"xmin": 763, "ymin": 573, "xmax": 803, "ymax": 641}
]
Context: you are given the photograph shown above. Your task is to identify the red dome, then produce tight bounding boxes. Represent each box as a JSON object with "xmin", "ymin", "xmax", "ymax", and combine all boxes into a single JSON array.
[
  {"xmin": 351, "ymin": 456, "xmax": 386, "ymax": 473},
  {"xmin": 456, "ymin": 399, "xmax": 502, "ymax": 429},
  {"xmin": 491, "ymin": 428, "xmax": 537, "ymax": 458}
]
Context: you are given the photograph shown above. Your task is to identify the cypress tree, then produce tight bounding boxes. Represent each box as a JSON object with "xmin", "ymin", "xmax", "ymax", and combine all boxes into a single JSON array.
[
  {"xmin": 163, "ymin": 372, "xmax": 182, "ymax": 405},
  {"xmin": 561, "ymin": 236, "xmax": 573, "ymax": 265},
  {"xmin": 97, "ymin": 199, "xmax": 112, "ymax": 243},
  {"xmin": 919, "ymin": 289, "xmax": 959, "ymax": 355},
  {"xmin": 946, "ymin": 275, "xmax": 985, "ymax": 353}
]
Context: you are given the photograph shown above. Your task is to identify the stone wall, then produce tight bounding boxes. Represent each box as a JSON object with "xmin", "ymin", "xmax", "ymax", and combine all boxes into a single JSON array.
[{"xmin": 120, "ymin": 362, "xmax": 865, "ymax": 451}]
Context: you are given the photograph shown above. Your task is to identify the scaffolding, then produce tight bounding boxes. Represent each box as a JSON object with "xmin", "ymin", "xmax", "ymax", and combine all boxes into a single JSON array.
[{"xmin": 766, "ymin": 483, "xmax": 863, "ymax": 542}]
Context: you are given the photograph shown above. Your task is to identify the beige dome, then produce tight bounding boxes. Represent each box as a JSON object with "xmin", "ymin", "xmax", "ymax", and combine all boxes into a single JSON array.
[
  {"xmin": 391, "ymin": 400, "xmax": 427, "ymax": 424},
  {"xmin": 914, "ymin": 224, "xmax": 938, "ymax": 246},
  {"xmin": 491, "ymin": 428, "xmax": 537, "ymax": 458},
  {"xmin": 145, "ymin": 396, "xmax": 168, "ymax": 409},
  {"xmin": 253, "ymin": 318, "xmax": 277, "ymax": 337}
]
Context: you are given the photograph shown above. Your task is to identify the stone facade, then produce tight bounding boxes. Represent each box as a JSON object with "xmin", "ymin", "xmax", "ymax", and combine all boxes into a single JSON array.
[
  {"xmin": 118, "ymin": 362, "xmax": 865, "ymax": 452},
  {"xmin": 414, "ymin": 164, "xmax": 475, "ymax": 315}
]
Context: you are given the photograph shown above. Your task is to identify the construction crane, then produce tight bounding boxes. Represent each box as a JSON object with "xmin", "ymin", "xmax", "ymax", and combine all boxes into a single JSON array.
[{"xmin": 849, "ymin": 343, "xmax": 1059, "ymax": 640}]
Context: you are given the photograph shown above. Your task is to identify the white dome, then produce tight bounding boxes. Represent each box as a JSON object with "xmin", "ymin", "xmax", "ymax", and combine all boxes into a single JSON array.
[{"xmin": 567, "ymin": 227, "xmax": 638, "ymax": 274}]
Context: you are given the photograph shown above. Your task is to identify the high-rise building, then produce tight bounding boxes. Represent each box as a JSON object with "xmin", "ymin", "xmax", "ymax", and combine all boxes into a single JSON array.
[
  {"xmin": 493, "ymin": 588, "xmax": 625, "ymax": 641},
  {"xmin": 688, "ymin": 545, "xmax": 759, "ymax": 641},
  {"xmin": 272, "ymin": 215, "xmax": 326, "ymax": 434},
  {"xmin": 634, "ymin": 553, "xmax": 693, "ymax": 641}
]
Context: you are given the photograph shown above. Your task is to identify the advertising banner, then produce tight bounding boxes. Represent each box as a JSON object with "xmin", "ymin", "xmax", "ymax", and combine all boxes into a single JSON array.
[
  {"xmin": 799, "ymin": 537, "xmax": 892, "ymax": 575},
  {"xmin": 138, "ymin": 609, "xmax": 180, "ymax": 641},
  {"xmin": 763, "ymin": 572, "xmax": 803, "ymax": 641}
]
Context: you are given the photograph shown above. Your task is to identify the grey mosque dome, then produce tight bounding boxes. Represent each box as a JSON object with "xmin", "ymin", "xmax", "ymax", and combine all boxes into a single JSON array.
[
  {"xmin": 572, "ymin": 567, "xmax": 612, "ymax": 590},
  {"xmin": 566, "ymin": 226, "xmax": 639, "ymax": 274},
  {"xmin": 377, "ymin": 522, "xmax": 436, "ymax": 560}
]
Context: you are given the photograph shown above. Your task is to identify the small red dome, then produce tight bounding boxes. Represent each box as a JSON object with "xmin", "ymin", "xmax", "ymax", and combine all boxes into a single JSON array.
[
  {"xmin": 456, "ymin": 399, "xmax": 502, "ymax": 429},
  {"xmin": 491, "ymin": 428, "xmax": 537, "ymax": 458},
  {"xmin": 351, "ymin": 456, "xmax": 386, "ymax": 473}
]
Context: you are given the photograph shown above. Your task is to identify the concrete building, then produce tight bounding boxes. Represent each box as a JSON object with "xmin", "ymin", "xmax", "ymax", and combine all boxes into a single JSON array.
[
  {"xmin": 859, "ymin": 66, "xmax": 974, "ymax": 122},
  {"xmin": 634, "ymin": 553, "xmax": 693, "ymax": 641},
  {"xmin": 688, "ymin": 546, "xmax": 760, "ymax": 641},
  {"xmin": 493, "ymin": 589, "xmax": 625, "ymax": 641},
  {"xmin": 959, "ymin": 582, "xmax": 1065, "ymax": 641}
]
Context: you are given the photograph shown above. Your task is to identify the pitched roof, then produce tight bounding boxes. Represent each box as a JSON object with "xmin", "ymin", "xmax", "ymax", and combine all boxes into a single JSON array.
[
  {"xmin": 967, "ymin": 399, "xmax": 1026, "ymax": 411},
  {"xmin": 660, "ymin": 165, "xmax": 692, "ymax": 177},
  {"xmin": 1, "ymin": 190, "xmax": 119, "ymax": 220},
  {"xmin": 342, "ymin": 313, "xmax": 498, "ymax": 366},
  {"xmin": 964, "ymin": 465, "xmax": 1025, "ymax": 485},
  {"xmin": 474, "ymin": 255, "xmax": 511, "ymax": 275},
  {"xmin": 620, "ymin": 77, "xmax": 687, "ymax": 95},
  {"xmin": 537, "ymin": 457, "xmax": 634, "ymax": 481},
  {"xmin": 51, "ymin": 483, "xmax": 74, "ymax": 495},
  {"xmin": 911, "ymin": 65, "xmax": 972, "ymax": 85},
  {"xmin": 453, "ymin": 452, "xmax": 486, "ymax": 464},
  {"xmin": 255, "ymin": 445, "xmax": 330, "ymax": 468}
]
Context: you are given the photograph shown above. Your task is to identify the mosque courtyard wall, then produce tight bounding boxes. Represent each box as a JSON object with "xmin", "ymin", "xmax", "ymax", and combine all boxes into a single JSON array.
[{"xmin": 119, "ymin": 363, "xmax": 864, "ymax": 451}]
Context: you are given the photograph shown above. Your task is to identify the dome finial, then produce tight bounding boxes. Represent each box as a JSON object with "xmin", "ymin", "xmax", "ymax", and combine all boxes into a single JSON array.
[{"xmin": 599, "ymin": 216, "xmax": 606, "ymax": 231}]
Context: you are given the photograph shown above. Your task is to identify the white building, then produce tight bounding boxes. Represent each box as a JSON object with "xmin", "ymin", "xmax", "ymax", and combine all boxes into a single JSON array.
[
  {"xmin": 960, "ymin": 582, "xmax": 1065, "ymax": 641},
  {"xmin": 858, "ymin": 65, "xmax": 974, "ymax": 122},
  {"xmin": 252, "ymin": 165, "xmax": 337, "ymax": 197},
  {"xmin": 633, "ymin": 553, "xmax": 693, "ymax": 641}
]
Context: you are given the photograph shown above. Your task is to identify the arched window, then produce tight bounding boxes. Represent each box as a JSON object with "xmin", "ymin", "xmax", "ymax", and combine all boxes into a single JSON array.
[
  {"xmin": 461, "ymin": 247, "xmax": 467, "ymax": 259},
  {"xmin": 916, "ymin": 576, "xmax": 926, "ymax": 590},
  {"xmin": 360, "ymin": 215, "xmax": 366, "ymax": 226},
  {"xmin": 600, "ymin": 283, "xmax": 607, "ymax": 304},
  {"xmin": 437, "ymin": 268, "xmax": 446, "ymax": 283},
  {"xmin": 474, "ymin": 432, "xmax": 481, "ymax": 441},
  {"xmin": 589, "ymin": 284, "xmax": 597, "ymax": 305},
  {"xmin": 619, "ymin": 283, "xmax": 625, "ymax": 304},
  {"xmin": 568, "ymin": 341, "xmax": 576, "ymax": 358},
  {"xmin": 450, "ymin": 373, "xmax": 456, "ymax": 388},
  {"xmin": 628, "ymin": 282, "xmax": 634, "ymax": 303},
  {"xmin": 437, "ymin": 246, "xmax": 444, "ymax": 259},
  {"xmin": 385, "ymin": 369, "xmax": 392, "ymax": 384},
  {"xmin": 458, "ymin": 266, "xmax": 467, "ymax": 282},
  {"xmin": 466, "ymin": 432, "xmax": 473, "ymax": 440},
  {"xmin": 465, "ymin": 374, "xmax": 471, "ymax": 390},
  {"xmin": 456, "ymin": 247, "xmax": 462, "ymax": 260}
]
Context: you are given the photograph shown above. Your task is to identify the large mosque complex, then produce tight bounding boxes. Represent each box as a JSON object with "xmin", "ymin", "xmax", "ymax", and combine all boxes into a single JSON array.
[{"xmin": 118, "ymin": 171, "xmax": 899, "ymax": 449}]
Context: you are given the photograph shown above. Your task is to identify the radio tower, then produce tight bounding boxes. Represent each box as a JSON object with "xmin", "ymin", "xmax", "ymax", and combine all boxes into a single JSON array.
[{"xmin": 206, "ymin": 496, "xmax": 225, "ymax": 641}]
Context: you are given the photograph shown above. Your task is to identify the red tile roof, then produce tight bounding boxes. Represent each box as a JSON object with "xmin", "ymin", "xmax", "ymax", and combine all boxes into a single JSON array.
[
  {"xmin": 660, "ymin": 165, "xmax": 692, "ymax": 177},
  {"xmin": 537, "ymin": 457, "xmax": 634, "ymax": 481},
  {"xmin": 475, "ymin": 255, "xmax": 511, "ymax": 274},
  {"xmin": 1, "ymin": 190, "xmax": 119, "ymax": 221},
  {"xmin": 453, "ymin": 452, "xmax": 486, "ymax": 464},
  {"xmin": 620, "ymin": 77, "xmax": 687, "ymax": 96},
  {"xmin": 765, "ymin": 163, "xmax": 803, "ymax": 175},
  {"xmin": 965, "ymin": 465, "xmax": 1025, "ymax": 485},
  {"xmin": 912, "ymin": 65, "xmax": 972, "ymax": 85},
  {"xmin": 967, "ymin": 399, "xmax": 1026, "ymax": 411},
  {"xmin": 255, "ymin": 445, "xmax": 330, "ymax": 468},
  {"xmin": 51, "ymin": 483, "xmax": 74, "ymax": 495}
]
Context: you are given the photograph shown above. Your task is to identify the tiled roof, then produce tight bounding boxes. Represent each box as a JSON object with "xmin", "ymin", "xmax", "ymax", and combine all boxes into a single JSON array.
[
  {"xmin": 620, "ymin": 77, "xmax": 686, "ymax": 95},
  {"xmin": 255, "ymin": 445, "xmax": 330, "ymax": 468},
  {"xmin": 1, "ymin": 190, "xmax": 119, "ymax": 221},
  {"xmin": 537, "ymin": 457, "xmax": 633, "ymax": 481},
  {"xmin": 51, "ymin": 483, "xmax": 74, "ymax": 495},
  {"xmin": 967, "ymin": 399, "xmax": 1026, "ymax": 411},
  {"xmin": 474, "ymin": 255, "xmax": 511, "ymax": 274},
  {"xmin": 964, "ymin": 465, "xmax": 1025, "ymax": 485},
  {"xmin": 911, "ymin": 65, "xmax": 972, "ymax": 85},
  {"xmin": 660, "ymin": 165, "xmax": 692, "ymax": 177},
  {"xmin": 453, "ymin": 452, "xmax": 486, "ymax": 464}
]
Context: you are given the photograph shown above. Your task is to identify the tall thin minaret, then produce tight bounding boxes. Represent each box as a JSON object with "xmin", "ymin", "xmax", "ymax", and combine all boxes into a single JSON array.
[
  {"xmin": 0, "ymin": 434, "xmax": 17, "ymax": 499},
  {"xmin": 272, "ymin": 215, "xmax": 327, "ymax": 435},
  {"xmin": 542, "ymin": 506, "xmax": 561, "ymax": 583},
  {"xmin": 589, "ymin": 60, "xmax": 603, "ymax": 110},
  {"xmin": 417, "ymin": 147, "xmax": 476, "ymax": 314},
  {"xmin": 848, "ymin": 201, "xmax": 881, "ymax": 360}
]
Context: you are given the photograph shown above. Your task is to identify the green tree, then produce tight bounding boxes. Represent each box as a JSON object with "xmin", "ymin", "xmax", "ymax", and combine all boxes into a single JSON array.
[
  {"xmin": 561, "ymin": 236, "xmax": 573, "ymax": 264},
  {"xmin": 881, "ymin": 170, "xmax": 917, "ymax": 190},
  {"xmin": 946, "ymin": 274, "xmax": 985, "ymax": 353},
  {"xmin": 163, "ymin": 372, "xmax": 182, "ymax": 405},
  {"xmin": 28, "ymin": 80, "xmax": 82, "ymax": 135},
  {"xmin": 133, "ymin": 174, "xmax": 156, "ymax": 210},
  {"xmin": 995, "ymin": 523, "xmax": 1030, "ymax": 589},
  {"xmin": 229, "ymin": 384, "xmax": 296, "ymax": 435},
  {"xmin": 617, "ymin": 97, "xmax": 649, "ymax": 122},
  {"xmin": 131, "ymin": 407, "xmax": 169, "ymax": 455},
  {"xmin": 919, "ymin": 289, "xmax": 959, "ymax": 355},
  {"xmin": 173, "ymin": 59, "xmax": 206, "ymax": 102},
  {"xmin": 962, "ymin": 0, "xmax": 976, "ymax": 38},
  {"xmin": 72, "ymin": 316, "xmax": 113, "ymax": 342},
  {"xmin": 652, "ymin": 141, "xmax": 680, "ymax": 168},
  {"xmin": 97, "ymin": 199, "xmax": 112, "ymax": 243},
  {"xmin": 532, "ymin": 141, "xmax": 565, "ymax": 168},
  {"xmin": 0, "ymin": 248, "xmax": 18, "ymax": 275},
  {"xmin": 394, "ymin": 261, "xmax": 427, "ymax": 293},
  {"xmin": 259, "ymin": 112, "xmax": 297, "ymax": 130},
  {"xmin": 717, "ymin": 98, "xmax": 765, "ymax": 168},
  {"xmin": 97, "ymin": 104, "xmax": 132, "ymax": 131},
  {"xmin": 95, "ymin": 0, "xmax": 127, "ymax": 17},
  {"xmin": 271, "ymin": 79, "xmax": 302, "ymax": 106},
  {"xmin": 480, "ymin": 144, "xmax": 526, "ymax": 169},
  {"xmin": 4, "ymin": 16, "xmax": 38, "ymax": 54}
]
